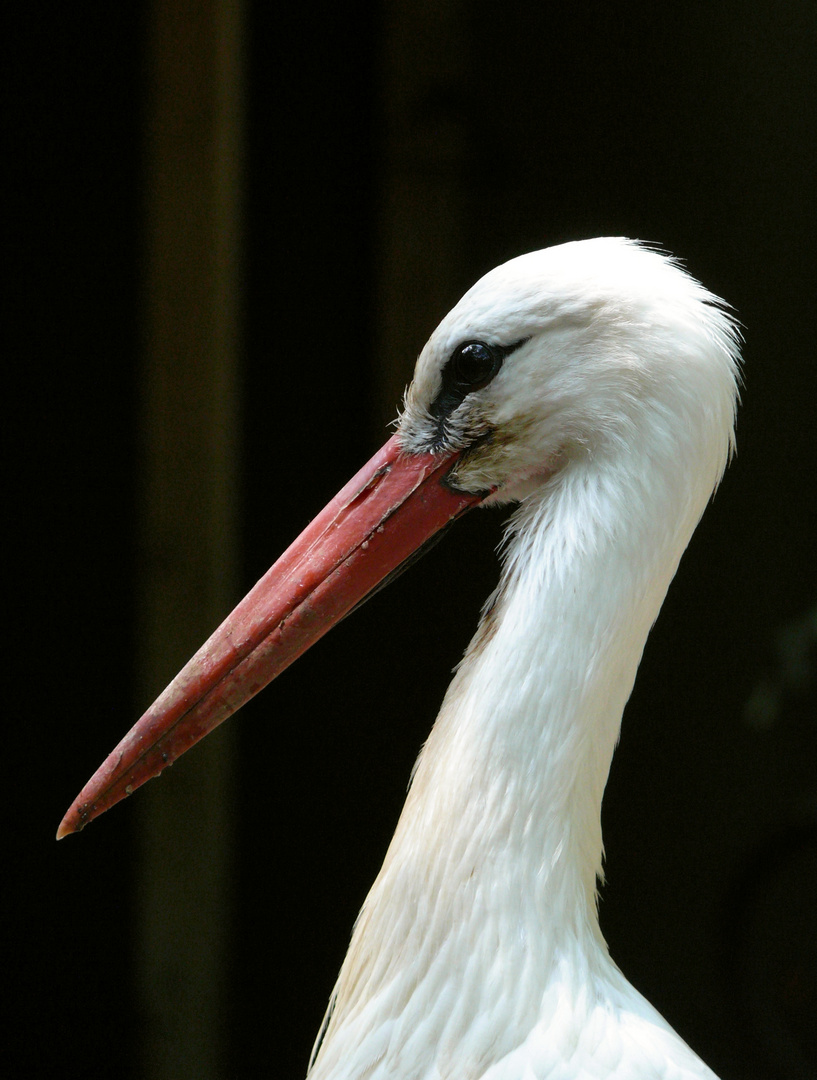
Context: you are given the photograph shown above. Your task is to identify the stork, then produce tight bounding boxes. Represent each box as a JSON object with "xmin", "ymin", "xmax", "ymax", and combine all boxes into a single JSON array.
[{"xmin": 59, "ymin": 238, "xmax": 741, "ymax": 1079}]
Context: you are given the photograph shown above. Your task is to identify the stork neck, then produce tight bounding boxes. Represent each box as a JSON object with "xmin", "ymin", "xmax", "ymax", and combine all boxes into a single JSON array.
[
  {"xmin": 310, "ymin": 453, "xmax": 704, "ymax": 1077},
  {"xmin": 428, "ymin": 457, "xmax": 694, "ymax": 902}
]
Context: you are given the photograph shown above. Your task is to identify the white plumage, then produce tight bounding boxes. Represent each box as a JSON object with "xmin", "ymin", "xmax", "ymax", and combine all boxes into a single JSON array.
[{"xmin": 306, "ymin": 239, "xmax": 740, "ymax": 1079}]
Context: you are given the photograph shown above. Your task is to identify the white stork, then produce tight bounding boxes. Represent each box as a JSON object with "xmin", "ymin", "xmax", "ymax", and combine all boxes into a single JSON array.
[{"xmin": 59, "ymin": 238, "xmax": 741, "ymax": 1079}]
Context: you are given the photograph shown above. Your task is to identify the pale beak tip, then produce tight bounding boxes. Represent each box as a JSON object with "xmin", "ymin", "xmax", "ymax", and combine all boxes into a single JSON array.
[
  {"xmin": 56, "ymin": 805, "xmax": 86, "ymax": 840},
  {"xmin": 55, "ymin": 819, "xmax": 73, "ymax": 841}
]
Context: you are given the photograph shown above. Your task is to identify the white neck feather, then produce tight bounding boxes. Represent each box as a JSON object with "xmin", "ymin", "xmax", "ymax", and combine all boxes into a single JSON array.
[{"xmin": 308, "ymin": 432, "xmax": 721, "ymax": 1080}]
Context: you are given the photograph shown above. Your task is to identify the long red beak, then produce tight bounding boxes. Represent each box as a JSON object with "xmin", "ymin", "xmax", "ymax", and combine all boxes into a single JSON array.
[{"xmin": 57, "ymin": 435, "xmax": 486, "ymax": 838}]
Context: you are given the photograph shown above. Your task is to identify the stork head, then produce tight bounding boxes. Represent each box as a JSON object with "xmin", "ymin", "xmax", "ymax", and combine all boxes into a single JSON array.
[
  {"xmin": 400, "ymin": 238, "xmax": 740, "ymax": 504},
  {"xmin": 57, "ymin": 238, "xmax": 741, "ymax": 837}
]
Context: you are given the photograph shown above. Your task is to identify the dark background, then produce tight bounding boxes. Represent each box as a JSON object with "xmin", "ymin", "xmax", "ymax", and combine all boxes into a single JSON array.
[{"xmin": 7, "ymin": 3, "xmax": 817, "ymax": 1079}]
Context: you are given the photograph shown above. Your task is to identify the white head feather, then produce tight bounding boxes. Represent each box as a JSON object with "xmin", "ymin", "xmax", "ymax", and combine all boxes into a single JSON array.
[{"xmin": 402, "ymin": 237, "xmax": 739, "ymax": 504}]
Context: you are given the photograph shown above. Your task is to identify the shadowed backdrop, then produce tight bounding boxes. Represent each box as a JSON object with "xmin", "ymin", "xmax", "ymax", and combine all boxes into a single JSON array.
[{"xmin": 7, "ymin": 2, "xmax": 816, "ymax": 1078}]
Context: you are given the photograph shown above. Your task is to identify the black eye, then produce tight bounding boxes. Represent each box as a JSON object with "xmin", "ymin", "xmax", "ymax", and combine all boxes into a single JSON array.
[
  {"xmin": 450, "ymin": 341, "xmax": 500, "ymax": 390},
  {"xmin": 428, "ymin": 337, "xmax": 527, "ymax": 432}
]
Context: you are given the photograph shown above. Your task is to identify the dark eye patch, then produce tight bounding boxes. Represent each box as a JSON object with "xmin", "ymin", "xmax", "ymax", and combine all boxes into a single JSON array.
[{"xmin": 428, "ymin": 338, "xmax": 528, "ymax": 425}]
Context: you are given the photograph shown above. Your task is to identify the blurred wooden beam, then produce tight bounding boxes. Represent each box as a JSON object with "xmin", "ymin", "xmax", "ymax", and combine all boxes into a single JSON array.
[
  {"xmin": 137, "ymin": 1, "xmax": 243, "ymax": 1077},
  {"xmin": 375, "ymin": 0, "xmax": 468, "ymax": 426}
]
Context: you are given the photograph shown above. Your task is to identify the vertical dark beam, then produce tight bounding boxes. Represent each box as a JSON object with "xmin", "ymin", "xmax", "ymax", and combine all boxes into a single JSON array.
[
  {"xmin": 137, "ymin": 2, "xmax": 242, "ymax": 1077},
  {"xmin": 375, "ymin": 0, "xmax": 469, "ymax": 425}
]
